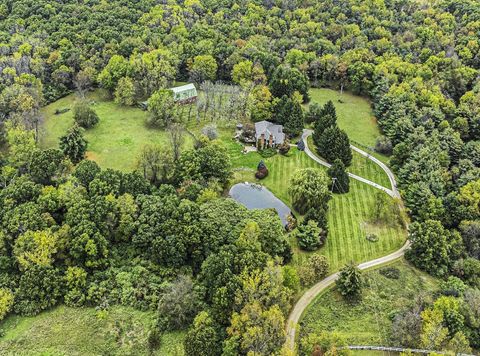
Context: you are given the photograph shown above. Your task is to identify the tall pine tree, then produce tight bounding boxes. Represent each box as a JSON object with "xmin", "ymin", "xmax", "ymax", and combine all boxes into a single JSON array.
[
  {"xmin": 327, "ymin": 159, "xmax": 350, "ymax": 193},
  {"xmin": 274, "ymin": 95, "xmax": 304, "ymax": 136},
  {"xmin": 317, "ymin": 126, "xmax": 352, "ymax": 166},
  {"xmin": 312, "ymin": 101, "xmax": 338, "ymax": 146}
]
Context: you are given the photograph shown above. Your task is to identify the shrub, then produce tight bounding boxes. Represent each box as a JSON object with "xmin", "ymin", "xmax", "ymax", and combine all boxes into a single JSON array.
[
  {"xmin": 379, "ymin": 267, "xmax": 400, "ymax": 279},
  {"xmin": 255, "ymin": 160, "xmax": 269, "ymax": 179},
  {"xmin": 240, "ymin": 123, "xmax": 255, "ymax": 143},
  {"xmin": 259, "ymin": 147, "xmax": 277, "ymax": 158},
  {"xmin": 278, "ymin": 141, "xmax": 291, "ymax": 155},
  {"xmin": 440, "ymin": 276, "xmax": 467, "ymax": 297},
  {"xmin": 0, "ymin": 288, "xmax": 14, "ymax": 321},
  {"xmin": 375, "ymin": 135, "xmax": 393, "ymax": 155},
  {"xmin": 73, "ymin": 101, "xmax": 99, "ymax": 128},
  {"xmin": 296, "ymin": 220, "xmax": 326, "ymax": 251},
  {"xmin": 366, "ymin": 233, "xmax": 379, "ymax": 242},
  {"xmin": 286, "ymin": 215, "xmax": 297, "ymax": 232}
]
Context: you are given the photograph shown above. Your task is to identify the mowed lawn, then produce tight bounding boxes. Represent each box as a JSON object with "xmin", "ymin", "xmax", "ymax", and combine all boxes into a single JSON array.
[
  {"xmin": 233, "ymin": 149, "xmax": 406, "ymax": 273},
  {"xmin": 306, "ymin": 136, "xmax": 391, "ymax": 189},
  {"xmin": 0, "ymin": 305, "xmax": 185, "ymax": 355},
  {"xmin": 39, "ymin": 90, "xmax": 192, "ymax": 171},
  {"xmin": 299, "ymin": 259, "xmax": 439, "ymax": 346}
]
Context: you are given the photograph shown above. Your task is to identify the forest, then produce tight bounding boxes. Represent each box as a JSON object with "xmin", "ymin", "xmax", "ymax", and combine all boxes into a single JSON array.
[{"xmin": 0, "ymin": 0, "xmax": 479, "ymax": 355}]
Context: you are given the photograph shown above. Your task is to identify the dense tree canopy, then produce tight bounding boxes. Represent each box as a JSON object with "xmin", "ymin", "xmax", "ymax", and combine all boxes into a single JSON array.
[{"xmin": 1, "ymin": 0, "xmax": 480, "ymax": 353}]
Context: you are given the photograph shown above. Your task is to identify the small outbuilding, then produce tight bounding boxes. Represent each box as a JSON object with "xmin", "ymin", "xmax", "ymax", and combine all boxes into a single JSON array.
[
  {"xmin": 170, "ymin": 83, "xmax": 198, "ymax": 104},
  {"xmin": 255, "ymin": 120, "xmax": 285, "ymax": 150}
]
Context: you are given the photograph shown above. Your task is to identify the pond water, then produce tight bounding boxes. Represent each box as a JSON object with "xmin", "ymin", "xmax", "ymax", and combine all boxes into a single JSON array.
[{"xmin": 229, "ymin": 183, "xmax": 292, "ymax": 226}]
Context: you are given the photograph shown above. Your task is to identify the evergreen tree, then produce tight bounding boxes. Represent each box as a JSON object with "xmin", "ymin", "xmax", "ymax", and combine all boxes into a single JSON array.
[
  {"xmin": 321, "ymin": 100, "xmax": 336, "ymax": 118},
  {"xmin": 316, "ymin": 126, "xmax": 352, "ymax": 166},
  {"xmin": 303, "ymin": 207, "xmax": 328, "ymax": 233},
  {"xmin": 312, "ymin": 101, "xmax": 337, "ymax": 145},
  {"xmin": 274, "ymin": 95, "xmax": 304, "ymax": 136},
  {"xmin": 295, "ymin": 220, "xmax": 325, "ymax": 251},
  {"xmin": 336, "ymin": 262, "xmax": 362, "ymax": 299},
  {"xmin": 59, "ymin": 125, "xmax": 87, "ymax": 164},
  {"xmin": 327, "ymin": 159, "xmax": 350, "ymax": 193},
  {"xmin": 284, "ymin": 100, "xmax": 304, "ymax": 136}
]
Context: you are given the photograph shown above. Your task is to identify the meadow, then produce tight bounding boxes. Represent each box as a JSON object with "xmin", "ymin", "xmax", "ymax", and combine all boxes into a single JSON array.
[
  {"xmin": 299, "ymin": 259, "xmax": 439, "ymax": 346},
  {"xmin": 0, "ymin": 305, "xmax": 185, "ymax": 355},
  {"xmin": 308, "ymin": 88, "xmax": 379, "ymax": 148}
]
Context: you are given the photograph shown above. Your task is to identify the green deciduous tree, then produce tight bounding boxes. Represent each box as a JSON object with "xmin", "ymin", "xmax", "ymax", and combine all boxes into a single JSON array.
[
  {"xmin": 14, "ymin": 265, "xmax": 63, "ymax": 316},
  {"xmin": 146, "ymin": 89, "xmax": 176, "ymax": 128},
  {"xmin": 13, "ymin": 229, "xmax": 58, "ymax": 270},
  {"xmin": 269, "ymin": 65, "xmax": 309, "ymax": 102},
  {"xmin": 73, "ymin": 101, "xmax": 99, "ymax": 128},
  {"xmin": 184, "ymin": 311, "xmax": 222, "ymax": 356},
  {"xmin": 406, "ymin": 220, "xmax": 464, "ymax": 277},
  {"xmin": 289, "ymin": 168, "xmax": 331, "ymax": 215},
  {"xmin": 299, "ymin": 254, "xmax": 330, "ymax": 287},
  {"xmin": 59, "ymin": 125, "xmax": 87, "ymax": 164},
  {"xmin": 189, "ymin": 55, "xmax": 217, "ymax": 83},
  {"xmin": 114, "ymin": 76, "xmax": 136, "ymax": 106},
  {"xmin": 225, "ymin": 302, "xmax": 285, "ymax": 355}
]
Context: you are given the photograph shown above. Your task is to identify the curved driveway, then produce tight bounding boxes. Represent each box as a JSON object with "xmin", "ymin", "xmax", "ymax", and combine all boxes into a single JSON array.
[
  {"xmin": 285, "ymin": 130, "xmax": 409, "ymax": 350},
  {"xmin": 301, "ymin": 129, "xmax": 399, "ymax": 198}
]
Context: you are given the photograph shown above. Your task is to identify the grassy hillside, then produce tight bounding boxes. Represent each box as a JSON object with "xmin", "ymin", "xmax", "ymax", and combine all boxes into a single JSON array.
[
  {"xmin": 308, "ymin": 88, "xmax": 379, "ymax": 148},
  {"xmin": 232, "ymin": 148, "xmax": 406, "ymax": 273},
  {"xmin": 0, "ymin": 305, "xmax": 185, "ymax": 356},
  {"xmin": 299, "ymin": 259, "xmax": 439, "ymax": 346},
  {"xmin": 39, "ymin": 90, "xmax": 192, "ymax": 172}
]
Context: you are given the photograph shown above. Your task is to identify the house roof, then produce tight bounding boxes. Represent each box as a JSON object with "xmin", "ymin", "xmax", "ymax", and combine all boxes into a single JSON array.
[{"xmin": 255, "ymin": 120, "xmax": 285, "ymax": 144}]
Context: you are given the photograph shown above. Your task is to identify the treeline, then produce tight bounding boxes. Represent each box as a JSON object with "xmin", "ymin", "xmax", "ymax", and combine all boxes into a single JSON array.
[
  {"xmin": 0, "ymin": 123, "xmax": 301, "ymax": 353},
  {"xmin": 0, "ymin": 0, "xmax": 480, "ymax": 354}
]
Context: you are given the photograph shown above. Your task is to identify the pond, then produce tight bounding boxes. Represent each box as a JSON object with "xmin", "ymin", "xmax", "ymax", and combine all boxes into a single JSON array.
[{"xmin": 229, "ymin": 183, "xmax": 292, "ymax": 226}]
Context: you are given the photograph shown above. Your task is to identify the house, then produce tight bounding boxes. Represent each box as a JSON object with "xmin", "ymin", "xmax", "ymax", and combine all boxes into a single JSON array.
[
  {"xmin": 170, "ymin": 83, "xmax": 197, "ymax": 104},
  {"xmin": 255, "ymin": 120, "xmax": 285, "ymax": 149}
]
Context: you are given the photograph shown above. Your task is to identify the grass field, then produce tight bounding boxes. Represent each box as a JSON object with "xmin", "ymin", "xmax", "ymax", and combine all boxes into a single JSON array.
[
  {"xmin": 307, "ymin": 136, "xmax": 391, "ymax": 189},
  {"xmin": 0, "ymin": 305, "xmax": 185, "ymax": 355},
  {"xmin": 308, "ymin": 88, "xmax": 379, "ymax": 148},
  {"xmin": 39, "ymin": 90, "xmax": 194, "ymax": 171},
  {"xmin": 299, "ymin": 259, "xmax": 439, "ymax": 346},
  {"xmin": 232, "ymin": 149, "xmax": 406, "ymax": 273}
]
